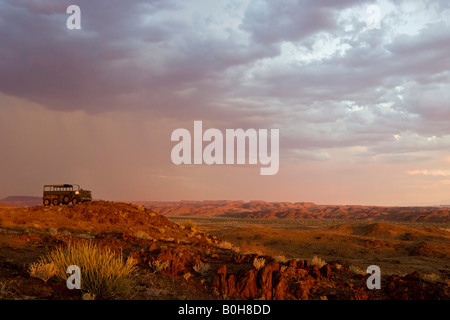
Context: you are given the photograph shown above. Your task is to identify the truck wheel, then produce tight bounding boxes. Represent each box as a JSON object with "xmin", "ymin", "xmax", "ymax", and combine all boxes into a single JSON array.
[
  {"xmin": 43, "ymin": 198, "xmax": 51, "ymax": 206},
  {"xmin": 63, "ymin": 196, "xmax": 70, "ymax": 205},
  {"xmin": 72, "ymin": 197, "xmax": 79, "ymax": 205},
  {"xmin": 52, "ymin": 198, "xmax": 60, "ymax": 206}
]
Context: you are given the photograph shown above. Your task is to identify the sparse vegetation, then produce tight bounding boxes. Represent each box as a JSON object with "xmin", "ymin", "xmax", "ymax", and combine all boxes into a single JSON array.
[
  {"xmin": 179, "ymin": 220, "xmax": 197, "ymax": 230},
  {"xmin": 239, "ymin": 242, "xmax": 265, "ymax": 256},
  {"xmin": 28, "ymin": 261, "xmax": 57, "ymax": 282},
  {"xmin": 2, "ymin": 201, "xmax": 450, "ymax": 300},
  {"xmin": 253, "ymin": 257, "xmax": 266, "ymax": 271},
  {"xmin": 82, "ymin": 292, "xmax": 96, "ymax": 300},
  {"xmin": 422, "ymin": 273, "xmax": 441, "ymax": 283},
  {"xmin": 150, "ymin": 260, "xmax": 170, "ymax": 273},
  {"xmin": 217, "ymin": 241, "xmax": 233, "ymax": 250},
  {"xmin": 311, "ymin": 256, "xmax": 327, "ymax": 268},
  {"xmin": 48, "ymin": 228, "xmax": 58, "ymax": 236},
  {"xmin": 274, "ymin": 255, "xmax": 289, "ymax": 263},
  {"xmin": 349, "ymin": 265, "xmax": 366, "ymax": 275},
  {"xmin": 193, "ymin": 262, "xmax": 210, "ymax": 276},
  {"xmin": 231, "ymin": 246, "xmax": 241, "ymax": 254},
  {"xmin": 183, "ymin": 272, "xmax": 192, "ymax": 280},
  {"xmin": 35, "ymin": 241, "xmax": 137, "ymax": 299},
  {"xmin": 134, "ymin": 231, "xmax": 151, "ymax": 240},
  {"xmin": 0, "ymin": 282, "xmax": 12, "ymax": 298}
]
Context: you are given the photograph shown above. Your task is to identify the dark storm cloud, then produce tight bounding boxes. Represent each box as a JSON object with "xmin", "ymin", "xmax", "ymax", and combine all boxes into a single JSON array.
[
  {"xmin": 0, "ymin": 0, "xmax": 163, "ymax": 110},
  {"xmin": 0, "ymin": 0, "xmax": 194, "ymax": 112},
  {"xmin": 0, "ymin": 0, "xmax": 279, "ymax": 114},
  {"xmin": 1, "ymin": 0, "xmax": 450, "ymax": 156}
]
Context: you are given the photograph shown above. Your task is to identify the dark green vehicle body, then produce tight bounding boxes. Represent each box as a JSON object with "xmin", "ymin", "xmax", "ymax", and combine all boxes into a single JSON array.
[{"xmin": 43, "ymin": 184, "xmax": 92, "ymax": 206}]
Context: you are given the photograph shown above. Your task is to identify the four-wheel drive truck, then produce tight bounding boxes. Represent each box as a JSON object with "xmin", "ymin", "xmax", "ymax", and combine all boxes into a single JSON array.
[{"xmin": 43, "ymin": 184, "xmax": 92, "ymax": 206}]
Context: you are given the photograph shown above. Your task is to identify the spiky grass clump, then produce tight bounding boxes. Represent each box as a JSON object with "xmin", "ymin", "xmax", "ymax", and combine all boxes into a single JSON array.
[
  {"xmin": 29, "ymin": 261, "xmax": 57, "ymax": 282},
  {"xmin": 253, "ymin": 257, "xmax": 266, "ymax": 271},
  {"xmin": 39, "ymin": 240, "xmax": 137, "ymax": 299},
  {"xmin": 149, "ymin": 260, "xmax": 170, "ymax": 273},
  {"xmin": 311, "ymin": 256, "xmax": 327, "ymax": 268},
  {"xmin": 349, "ymin": 264, "xmax": 366, "ymax": 275}
]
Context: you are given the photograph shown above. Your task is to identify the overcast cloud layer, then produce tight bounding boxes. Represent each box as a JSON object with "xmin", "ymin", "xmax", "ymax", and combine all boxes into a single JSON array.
[{"xmin": 1, "ymin": 0, "xmax": 450, "ymax": 205}]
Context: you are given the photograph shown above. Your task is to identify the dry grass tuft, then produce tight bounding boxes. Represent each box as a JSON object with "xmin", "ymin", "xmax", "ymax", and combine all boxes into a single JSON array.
[
  {"xmin": 193, "ymin": 262, "xmax": 210, "ymax": 276},
  {"xmin": 0, "ymin": 282, "xmax": 12, "ymax": 298},
  {"xmin": 422, "ymin": 273, "xmax": 441, "ymax": 283},
  {"xmin": 349, "ymin": 265, "xmax": 366, "ymax": 275},
  {"xmin": 311, "ymin": 256, "xmax": 327, "ymax": 268},
  {"xmin": 149, "ymin": 260, "xmax": 170, "ymax": 273},
  {"xmin": 183, "ymin": 272, "xmax": 192, "ymax": 280},
  {"xmin": 179, "ymin": 220, "xmax": 197, "ymax": 230},
  {"xmin": 217, "ymin": 241, "xmax": 233, "ymax": 250},
  {"xmin": 253, "ymin": 257, "xmax": 266, "ymax": 271},
  {"xmin": 82, "ymin": 292, "xmax": 96, "ymax": 300},
  {"xmin": 35, "ymin": 240, "xmax": 137, "ymax": 299},
  {"xmin": 134, "ymin": 231, "xmax": 151, "ymax": 240},
  {"xmin": 28, "ymin": 261, "xmax": 57, "ymax": 282}
]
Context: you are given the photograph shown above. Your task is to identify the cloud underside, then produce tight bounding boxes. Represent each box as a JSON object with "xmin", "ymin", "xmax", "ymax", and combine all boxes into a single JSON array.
[{"xmin": 1, "ymin": 0, "xmax": 450, "ymax": 204}]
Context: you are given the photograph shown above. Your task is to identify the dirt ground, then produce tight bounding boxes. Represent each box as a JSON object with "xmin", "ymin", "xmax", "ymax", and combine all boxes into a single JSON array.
[
  {"xmin": 169, "ymin": 217, "xmax": 450, "ymax": 279},
  {"xmin": 0, "ymin": 202, "xmax": 449, "ymax": 300}
]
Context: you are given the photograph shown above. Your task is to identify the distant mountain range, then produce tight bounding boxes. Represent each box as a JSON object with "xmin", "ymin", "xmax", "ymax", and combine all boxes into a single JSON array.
[
  {"xmin": 0, "ymin": 196, "xmax": 42, "ymax": 207},
  {"xmin": 2, "ymin": 197, "xmax": 449, "ymax": 223},
  {"xmin": 133, "ymin": 200, "xmax": 450, "ymax": 223}
]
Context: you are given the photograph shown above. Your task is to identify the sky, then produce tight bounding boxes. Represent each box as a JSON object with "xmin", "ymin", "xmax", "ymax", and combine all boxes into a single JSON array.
[{"xmin": 1, "ymin": 0, "xmax": 450, "ymax": 206}]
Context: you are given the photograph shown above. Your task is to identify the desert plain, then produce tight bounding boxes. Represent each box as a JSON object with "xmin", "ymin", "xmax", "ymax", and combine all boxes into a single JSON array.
[{"xmin": 0, "ymin": 199, "xmax": 449, "ymax": 300}]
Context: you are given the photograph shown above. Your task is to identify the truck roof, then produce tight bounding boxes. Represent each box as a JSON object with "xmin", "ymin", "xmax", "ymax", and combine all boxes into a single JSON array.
[{"xmin": 44, "ymin": 184, "xmax": 78, "ymax": 188}]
